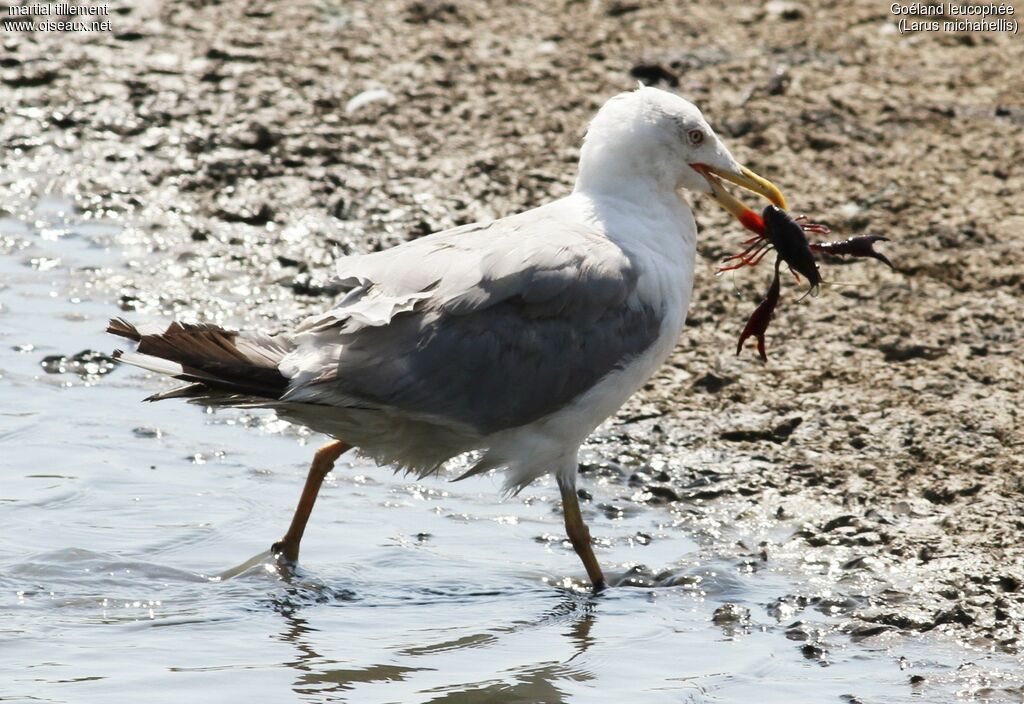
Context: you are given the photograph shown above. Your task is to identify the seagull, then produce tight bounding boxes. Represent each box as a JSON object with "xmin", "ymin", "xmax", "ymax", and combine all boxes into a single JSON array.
[{"xmin": 108, "ymin": 86, "xmax": 786, "ymax": 591}]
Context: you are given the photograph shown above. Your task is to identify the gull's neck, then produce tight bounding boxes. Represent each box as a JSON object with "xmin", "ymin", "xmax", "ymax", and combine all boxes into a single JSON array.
[
  {"xmin": 572, "ymin": 136, "xmax": 682, "ymax": 206},
  {"xmin": 571, "ymin": 154, "xmax": 694, "ymax": 252},
  {"xmin": 567, "ymin": 174, "xmax": 696, "ymax": 269}
]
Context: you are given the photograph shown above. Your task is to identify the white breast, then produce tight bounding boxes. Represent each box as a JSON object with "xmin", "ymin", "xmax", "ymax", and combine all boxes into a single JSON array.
[{"xmin": 487, "ymin": 192, "xmax": 698, "ymax": 488}]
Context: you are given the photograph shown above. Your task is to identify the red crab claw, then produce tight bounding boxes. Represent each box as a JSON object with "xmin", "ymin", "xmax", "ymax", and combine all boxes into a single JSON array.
[
  {"xmin": 737, "ymin": 260, "xmax": 782, "ymax": 362},
  {"xmin": 810, "ymin": 236, "xmax": 894, "ymax": 269}
]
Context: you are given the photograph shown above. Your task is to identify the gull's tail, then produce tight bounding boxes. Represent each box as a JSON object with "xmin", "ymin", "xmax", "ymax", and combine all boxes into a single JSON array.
[{"xmin": 107, "ymin": 318, "xmax": 293, "ymax": 402}]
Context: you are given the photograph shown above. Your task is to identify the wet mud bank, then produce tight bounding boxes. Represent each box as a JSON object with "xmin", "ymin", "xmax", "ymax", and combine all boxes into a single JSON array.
[{"xmin": 2, "ymin": 0, "xmax": 1022, "ymax": 670}]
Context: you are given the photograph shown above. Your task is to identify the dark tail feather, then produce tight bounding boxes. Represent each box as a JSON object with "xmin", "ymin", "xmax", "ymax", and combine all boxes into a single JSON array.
[
  {"xmin": 107, "ymin": 318, "xmax": 291, "ymax": 400},
  {"xmin": 107, "ymin": 317, "xmax": 142, "ymax": 341}
]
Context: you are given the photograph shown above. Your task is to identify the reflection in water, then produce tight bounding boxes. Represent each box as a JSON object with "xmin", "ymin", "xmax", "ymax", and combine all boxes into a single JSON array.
[
  {"xmin": 272, "ymin": 586, "xmax": 599, "ymax": 703},
  {"xmin": 276, "ymin": 609, "xmax": 428, "ymax": 697}
]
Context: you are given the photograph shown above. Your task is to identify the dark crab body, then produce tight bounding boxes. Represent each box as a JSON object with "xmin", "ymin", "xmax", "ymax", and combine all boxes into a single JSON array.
[
  {"xmin": 761, "ymin": 205, "xmax": 822, "ymax": 289},
  {"xmin": 724, "ymin": 205, "xmax": 894, "ymax": 360}
]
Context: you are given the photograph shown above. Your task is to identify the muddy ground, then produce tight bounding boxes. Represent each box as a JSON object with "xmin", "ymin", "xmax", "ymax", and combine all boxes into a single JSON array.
[{"xmin": 2, "ymin": 0, "xmax": 1022, "ymax": 659}]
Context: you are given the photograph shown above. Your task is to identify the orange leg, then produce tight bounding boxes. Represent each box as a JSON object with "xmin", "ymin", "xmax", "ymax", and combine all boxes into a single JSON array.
[
  {"xmin": 558, "ymin": 476, "xmax": 606, "ymax": 592},
  {"xmin": 272, "ymin": 440, "xmax": 350, "ymax": 563}
]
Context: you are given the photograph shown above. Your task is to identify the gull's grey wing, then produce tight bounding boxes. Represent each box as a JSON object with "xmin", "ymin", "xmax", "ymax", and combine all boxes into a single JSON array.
[{"xmin": 279, "ymin": 214, "xmax": 662, "ymax": 434}]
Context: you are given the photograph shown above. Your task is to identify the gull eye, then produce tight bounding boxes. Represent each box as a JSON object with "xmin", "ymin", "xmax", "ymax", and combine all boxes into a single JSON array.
[{"xmin": 687, "ymin": 129, "xmax": 705, "ymax": 145}]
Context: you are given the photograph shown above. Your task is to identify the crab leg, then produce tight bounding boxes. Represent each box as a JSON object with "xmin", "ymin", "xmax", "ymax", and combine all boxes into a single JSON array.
[
  {"xmin": 747, "ymin": 245, "xmax": 774, "ymax": 267},
  {"xmin": 737, "ymin": 259, "xmax": 782, "ymax": 362},
  {"xmin": 793, "ymin": 215, "xmax": 832, "ymax": 235},
  {"xmin": 718, "ymin": 240, "xmax": 771, "ymax": 273},
  {"xmin": 810, "ymin": 236, "xmax": 894, "ymax": 269}
]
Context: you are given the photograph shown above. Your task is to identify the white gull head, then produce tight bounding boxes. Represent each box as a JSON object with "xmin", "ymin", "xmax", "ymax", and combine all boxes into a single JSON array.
[{"xmin": 574, "ymin": 86, "xmax": 787, "ymax": 221}]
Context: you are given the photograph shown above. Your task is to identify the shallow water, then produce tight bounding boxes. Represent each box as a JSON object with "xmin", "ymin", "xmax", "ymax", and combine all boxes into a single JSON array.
[{"xmin": 2, "ymin": 201, "xmax": 1022, "ymax": 703}]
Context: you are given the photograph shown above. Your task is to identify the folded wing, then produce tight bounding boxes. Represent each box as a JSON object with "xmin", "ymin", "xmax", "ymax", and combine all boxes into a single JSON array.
[{"xmin": 281, "ymin": 215, "xmax": 662, "ymax": 435}]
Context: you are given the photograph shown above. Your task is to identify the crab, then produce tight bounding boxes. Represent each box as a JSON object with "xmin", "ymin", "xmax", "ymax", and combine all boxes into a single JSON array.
[{"xmin": 720, "ymin": 204, "xmax": 894, "ymax": 361}]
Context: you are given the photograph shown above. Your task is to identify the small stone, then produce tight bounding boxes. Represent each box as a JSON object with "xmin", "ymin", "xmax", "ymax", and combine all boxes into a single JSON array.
[
  {"xmin": 765, "ymin": 1, "xmax": 806, "ymax": 20},
  {"xmin": 712, "ymin": 603, "xmax": 750, "ymax": 625},
  {"xmin": 345, "ymin": 89, "xmax": 395, "ymax": 115},
  {"xmin": 800, "ymin": 643, "xmax": 826, "ymax": 659},
  {"xmin": 132, "ymin": 426, "xmax": 164, "ymax": 439},
  {"xmin": 40, "ymin": 350, "xmax": 117, "ymax": 378},
  {"xmin": 629, "ymin": 63, "xmax": 678, "ymax": 87}
]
